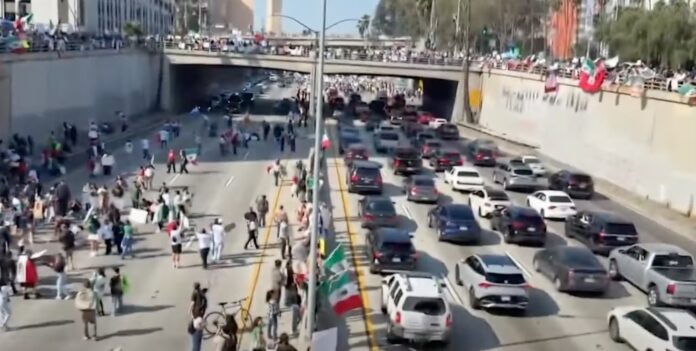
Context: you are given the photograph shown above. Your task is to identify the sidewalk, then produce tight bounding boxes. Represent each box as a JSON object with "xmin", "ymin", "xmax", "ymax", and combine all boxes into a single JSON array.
[{"xmin": 455, "ymin": 122, "xmax": 696, "ymax": 241}]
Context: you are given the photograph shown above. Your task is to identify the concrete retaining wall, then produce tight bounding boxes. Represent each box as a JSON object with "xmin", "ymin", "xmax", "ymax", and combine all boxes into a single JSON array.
[
  {"xmin": 5, "ymin": 51, "xmax": 160, "ymax": 139},
  {"xmin": 477, "ymin": 69, "xmax": 696, "ymax": 215}
]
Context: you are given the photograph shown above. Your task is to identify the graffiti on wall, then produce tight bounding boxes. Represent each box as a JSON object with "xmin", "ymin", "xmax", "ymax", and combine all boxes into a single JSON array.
[{"xmin": 501, "ymin": 87, "xmax": 589, "ymax": 114}]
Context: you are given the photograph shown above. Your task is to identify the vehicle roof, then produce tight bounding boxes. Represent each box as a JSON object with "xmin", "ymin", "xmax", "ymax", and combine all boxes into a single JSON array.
[
  {"xmin": 508, "ymin": 206, "xmax": 542, "ymax": 217},
  {"xmin": 425, "ymin": 140, "xmax": 442, "ymax": 145},
  {"xmin": 584, "ymin": 211, "xmax": 632, "ymax": 224},
  {"xmin": 477, "ymin": 254, "xmax": 522, "ymax": 274},
  {"xmin": 374, "ymin": 228, "xmax": 412, "ymax": 242},
  {"xmin": 638, "ymin": 243, "xmax": 690, "ymax": 255},
  {"xmin": 451, "ymin": 166, "xmax": 479, "ymax": 173},
  {"xmin": 394, "ymin": 146, "xmax": 418, "ymax": 152},
  {"xmin": 484, "ymin": 188, "xmax": 508, "ymax": 198},
  {"xmin": 648, "ymin": 307, "xmax": 696, "ymax": 335},
  {"xmin": 362, "ymin": 196, "xmax": 392, "ymax": 203},
  {"xmin": 509, "ymin": 164, "xmax": 533, "ymax": 171},
  {"xmin": 390, "ymin": 272, "xmax": 443, "ymax": 298},
  {"xmin": 442, "ymin": 204, "xmax": 473, "ymax": 211},
  {"xmin": 416, "ymin": 131, "xmax": 436, "ymax": 136},
  {"xmin": 351, "ymin": 160, "xmax": 382, "ymax": 169}
]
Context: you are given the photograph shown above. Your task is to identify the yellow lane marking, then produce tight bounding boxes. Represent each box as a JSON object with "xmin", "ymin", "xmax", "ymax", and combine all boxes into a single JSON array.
[
  {"xmin": 330, "ymin": 133, "xmax": 379, "ymax": 351},
  {"xmin": 238, "ymin": 169, "xmax": 287, "ymax": 344}
]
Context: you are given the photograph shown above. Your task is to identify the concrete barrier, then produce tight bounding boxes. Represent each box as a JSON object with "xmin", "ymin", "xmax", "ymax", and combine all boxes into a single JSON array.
[{"xmin": 477, "ymin": 69, "xmax": 696, "ymax": 216}]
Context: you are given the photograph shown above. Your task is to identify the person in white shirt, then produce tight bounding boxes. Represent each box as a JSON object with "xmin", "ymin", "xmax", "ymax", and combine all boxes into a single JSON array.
[
  {"xmin": 170, "ymin": 225, "xmax": 182, "ymax": 268},
  {"xmin": 100, "ymin": 152, "xmax": 115, "ymax": 176},
  {"xmin": 210, "ymin": 219, "xmax": 225, "ymax": 263},
  {"xmin": 141, "ymin": 138, "xmax": 150, "ymax": 160},
  {"xmin": 0, "ymin": 284, "xmax": 12, "ymax": 331},
  {"xmin": 97, "ymin": 220, "xmax": 114, "ymax": 255},
  {"xmin": 196, "ymin": 229, "xmax": 212, "ymax": 269}
]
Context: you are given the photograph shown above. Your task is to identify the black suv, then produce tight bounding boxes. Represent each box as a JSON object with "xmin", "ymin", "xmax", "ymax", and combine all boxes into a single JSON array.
[
  {"xmin": 346, "ymin": 160, "xmax": 383, "ymax": 194},
  {"xmin": 565, "ymin": 211, "xmax": 638, "ymax": 254},
  {"xmin": 389, "ymin": 146, "xmax": 422, "ymax": 175},
  {"xmin": 490, "ymin": 206, "xmax": 547, "ymax": 246},
  {"xmin": 548, "ymin": 170, "xmax": 595, "ymax": 199},
  {"xmin": 436, "ymin": 123, "xmax": 459, "ymax": 140},
  {"xmin": 367, "ymin": 227, "xmax": 417, "ymax": 274}
]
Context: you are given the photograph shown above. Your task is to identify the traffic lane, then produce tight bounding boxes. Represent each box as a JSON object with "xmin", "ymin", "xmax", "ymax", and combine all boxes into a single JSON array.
[{"xmin": 339, "ymin": 122, "xmax": 632, "ymax": 351}]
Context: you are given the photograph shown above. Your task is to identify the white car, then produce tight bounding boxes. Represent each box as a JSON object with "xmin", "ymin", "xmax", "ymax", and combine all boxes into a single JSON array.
[
  {"xmin": 429, "ymin": 118, "xmax": 448, "ymax": 129},
  {"xmin": 521, "ymin": 155, "xmax": 546, "ymax": 176},
  {"xmin": 444, "ymin": 166, "xmax": 485, "ymax": 192},
  {"xmin": 468, "ymin": 187, "xmax": 512, "ymax": 218},
  {"xmin": 608, "ymin": 306, "xmax": 696, "ymax": 350},
  {"xmin": 526, "ymin": 190, "xmax": 577, "ymax": 219}
]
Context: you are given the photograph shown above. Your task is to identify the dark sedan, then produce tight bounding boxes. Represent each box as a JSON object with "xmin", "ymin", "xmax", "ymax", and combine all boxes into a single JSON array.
[
  {"xmin": 429, "ymin": 149, "xmax": 463, "ymax": 172},
  {"xmin": 490, "ymin": 206, "xmax": 547, "ymax": 246},
  {"xmin": 533, "ymin": 246, "xmax": 610, "ymax": 294},
  {"xmin": 402, "ymin": 175, "xmax": 439, "ymax": 203},
  {"xmin": 436, "ymin": 123, "xmax": 459, "ymax": 140},
  {"xmin": 358, "ymin": 196, "xmax": 398, "ymax": 228},
  {"xmin": 427, "ymin": 204, "xmax": 481, "ymax": 244},
  {"xmin": 549, "ymin": 170, "xmax": 595, "ymax": 199}
]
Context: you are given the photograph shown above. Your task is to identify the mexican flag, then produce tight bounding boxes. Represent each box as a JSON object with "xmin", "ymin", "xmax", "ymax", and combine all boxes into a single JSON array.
[
  {"xmin": 677, "ymin": 83, "xmax": 696, "ymax": 103},
  {"xmin": 320, "ymin": 132, "xmax": 330, "ymax": 150},
  {"xmin": 578, "ymin": 58, "xmax": 606, "ymax": 94},
  {"xmin": 183, "ymin": 148, "xmax": 198, "ymax": 165},
  {"xmin": 323, "ymin": 244, "xmax": 349, "ymax": 275},
  {"xmin": 320, "ymin": 271, "xmax": 362, "ymax": 315}
]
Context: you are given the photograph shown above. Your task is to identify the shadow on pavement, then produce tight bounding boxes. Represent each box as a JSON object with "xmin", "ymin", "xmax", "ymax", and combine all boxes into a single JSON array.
[
  {"xmin": 121, "ymin": 304, "xmax": 174, "ymax": 315},
  {"xmin": 98, "ymin": 326, "xmax": 164, "ymax": 340},
  {"xmin": 12, "ymin": 319, "xmax": 75, "ymax": 331}
]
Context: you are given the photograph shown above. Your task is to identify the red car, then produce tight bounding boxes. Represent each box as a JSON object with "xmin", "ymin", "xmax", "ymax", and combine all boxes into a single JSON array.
[
  {"xmin": 429, "ymin": 149, "xmax": 464, "ymax": 172},
  {"xmin": 417, "ymin": 112, "xmax": 434, "ymax": 125}
]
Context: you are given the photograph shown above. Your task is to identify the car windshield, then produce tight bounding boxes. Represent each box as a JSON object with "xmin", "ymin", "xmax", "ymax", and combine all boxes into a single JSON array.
[
  {"xmin": 512, "ymin": 168, "xmax": 534, "ymax": 176},
  {"xmin": 559, "ymin": 250, "xmax": 602, "ymax": 268},
  {"xmin": 442, "ymin": 125, "xmax": 457, "ymax": 131},
  {"xmin": 673, "ymin": 336, "xmax": 696, "ymax": 350},
  {"xmin": 485, "ymin": 273, "xmax": 526, "ymax": 285},
  {"xmin": 571, "ymin": 174, "xmax": 593, "ymax": 183},
  {"xmin": 418, "ymin": 134, "xmax": 434, "ymax": 140},
  {"xmin": 477, "ymin": 149, "xmax": 493, "ymax": 156},
  {"xmin": 380, "ymin": 126, "xmax": 395, "ymax": 131},
  {"xmin": 524, "ymin": 158, "xmax": 540, "ymax": 164},
  {"xmin": 402, "ymin": 297, "xmax": 447, "ymax": 316},
  {"xmin": 368, "ymin": 200, "xmax": 395, "ymax": 213},
  {"xmin": 488, "ymin": 191, "xmax": 509, "ymax": 201},
  {"xmin": 396, "ymin": 150, "xmax": 419, "ymax": 159},
  {"xmin": 413, "ymin": 178, "xmax": 435, "ymax": 186},
  {"xmin": 457, "ymin": 171, "xmax": 480, "ymax": 178},
  {"xmin": 443, "ymin": 152, "xmax": 460, "ymax": 160},
  {"xmin": 604, "ymin": 223, "xmax": 638, "ymax": 235},
  {"xmin": 379, "ymin": 241, "xmax": 412, "ymax": 253},
  {"xmin": 241, "ymin": 93, "xmax": 253, "ymax": 100},
  {"xmin": 448, "ymin": 206, "xmax": 474, "ymax": 219},
  {"xmin": 426, "ymin": 142, "xmax": 442, "ymax": 148},
  {"xmin": 356, "ymin": 168, "xmax": 380, "ymax": 178},
  {"xmin": 477, "ymin": 140, "xmax": 495, "ymax": 148},
  {"xmin": 516, "ymin": 213, "xmax": 545, "ymax": 225},
  {"xmin": 380, "ymin": 133, "xmax": 399, "ymax": 141},
  {"xmin": 349, "ymin": 148, "xmax": 367, "ymax": 155},
  {"xmin": 549, "ymin": 195, "xmax": 572, "ymax": 203},
  {"xmin": 342, "ymin": 136, "xmax": 361, "ymax": 144},
  {"xmin": 652, "ymin": 254, "xmax": 694, "ymax": 268}
]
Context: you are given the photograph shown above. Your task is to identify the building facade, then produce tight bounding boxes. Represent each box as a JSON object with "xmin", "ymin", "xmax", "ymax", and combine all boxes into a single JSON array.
[
  {"xmin": 27, "ymin": 0, "xmax": 175, "ymax": 35},
  {"xmin": 209, "ymin": 0, "xmax": 253, "ymax": 33},
  {"xmin": 0, "ymin": 0, "xmax": 31, "ymax": 21},
  {"xmin": 264, "ymin": 0, "xmax": 281, "ymax": 34}
]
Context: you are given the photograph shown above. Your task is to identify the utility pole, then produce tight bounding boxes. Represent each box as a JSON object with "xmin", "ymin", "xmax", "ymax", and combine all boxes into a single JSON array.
[
  {"xmin": 454, "ymin": 0, "xmax": 462, "ymax": 53},
  {"xmin": 462, "ymin": 0, "xmax": 475, "ymax": 124},
  {"xmin": 428, "ymin": 0, "xmax": 437, "ymax": 48}
]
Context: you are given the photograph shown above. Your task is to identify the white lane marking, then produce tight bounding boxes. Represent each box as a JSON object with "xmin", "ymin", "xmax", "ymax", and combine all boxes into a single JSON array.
[
  {"xmin": 505, "ymin": 251, "xmax": 533, "ymax": 278},
  {"xmin": 169, "ymin": 173, "xmax": 180, "ymax": 184},
  {"xmin": 225, "ymin": 175, "xmax": 235, "ymax": 187},
  {"xmin": 401, "ymin": 204, "xmax": 413, "ymax": 220},
  {"xmin": 441, "ymin": 274, "xmax": 464, "ymax": 305},
  {"xmin": 243, "ymin": 151, "xmax": 249, "ymax": 160}
]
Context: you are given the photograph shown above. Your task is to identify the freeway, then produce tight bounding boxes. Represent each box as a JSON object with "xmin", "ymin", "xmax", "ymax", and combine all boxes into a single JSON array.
[
  {"xmin": 0, "ymin": 82, "xmax": 309, "ymax": 350},
  {"xmin": 324, "ymin": 109, "xmax": 696, "ymax": 350}
]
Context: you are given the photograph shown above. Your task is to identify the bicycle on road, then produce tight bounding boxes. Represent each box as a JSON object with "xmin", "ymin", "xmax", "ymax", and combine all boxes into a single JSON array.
[{"xmin": 203, "ymin": 297, "xmax": 254, "ymax": 337}]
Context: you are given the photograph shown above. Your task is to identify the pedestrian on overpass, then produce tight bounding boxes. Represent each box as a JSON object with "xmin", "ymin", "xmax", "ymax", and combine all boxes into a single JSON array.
[
  {"xmin": 166, "ymin": 149, "xmax": 177, "ymax": 174},
  {"xmin": 141, "ymin": 138, "xmax": 150, "ymax": 160}
]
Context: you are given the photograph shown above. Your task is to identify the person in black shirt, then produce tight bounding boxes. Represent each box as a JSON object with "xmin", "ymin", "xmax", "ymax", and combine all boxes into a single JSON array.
[
  {"xmin": 243, "ymin": 208, "xmax": 259, "ymax": 250},
  {"xmin": 189, "ymin": 283, "xmax": 208, "ymax": 318},
  {"xmin": 59, "ymin": 223, "xmax": 76, "ymax": 270},
  {"xmin": 109, "ymin": 267, "xmax": 124, "ymax": 316}
]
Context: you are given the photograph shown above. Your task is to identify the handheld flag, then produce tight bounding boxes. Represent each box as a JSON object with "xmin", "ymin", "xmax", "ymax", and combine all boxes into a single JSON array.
[
  {"xmin": 183, "ymin": 148, "xmax": 198, "ymax": 165},
  {"xmin": 319, "ymin": 271, "xmax": 362, "ymax": 315},
  {"xmin": 321, "ymin": 132, "xmax": 330, "ymax": 150},
  {"xmin": 578, "ymin": 58, "xmax": 606, "ymax": 94},
  {"xmin": 544, "ymin": 71, "xmax": 558, "ymax": 93},
  {"xmin": 323, "ymin": 244, "xmax": 349, "ymax": 276}
]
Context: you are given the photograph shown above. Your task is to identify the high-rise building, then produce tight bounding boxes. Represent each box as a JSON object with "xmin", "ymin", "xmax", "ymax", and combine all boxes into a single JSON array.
[
  {"xmin": 209, "ymin": 0, "xmax": 254, "ymax": 32},
  {"xmin": 265, "ymin": 0, "xmax": 281, "ymax": 34}
]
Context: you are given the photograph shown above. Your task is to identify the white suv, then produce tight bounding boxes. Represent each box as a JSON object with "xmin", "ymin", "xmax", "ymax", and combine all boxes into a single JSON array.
[
  {"xmin": 380, "ymin": 272, "xmax": 452, "ymax": 345},
  {"xmin": 608, "ymin": 306, "xmax": 696, "ymax": 350}
]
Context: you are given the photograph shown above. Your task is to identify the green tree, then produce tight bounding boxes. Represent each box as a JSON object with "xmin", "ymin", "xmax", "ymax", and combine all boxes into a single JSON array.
[{"xmin": 357, "ymin": 15, "xmax": 371, "ymax": 38}]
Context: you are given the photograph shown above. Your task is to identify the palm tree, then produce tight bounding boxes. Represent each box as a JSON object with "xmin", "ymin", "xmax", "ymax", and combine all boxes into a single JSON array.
[{"xmin": 357, "ymin": 15, "xmax": 370, "ymax": 38}]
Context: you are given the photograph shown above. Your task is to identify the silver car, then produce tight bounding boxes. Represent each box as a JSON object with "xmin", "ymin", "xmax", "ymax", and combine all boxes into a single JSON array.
[
  {"xmin": 455, "ymin": 254, "xmax": 529, "ymax": 311},
  {"xmin": 492, "ymin": 162, "xmax": 539, "ymax": 191}
]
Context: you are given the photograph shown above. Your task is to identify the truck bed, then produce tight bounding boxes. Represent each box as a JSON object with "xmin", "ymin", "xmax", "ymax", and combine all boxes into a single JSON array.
[{"xmin": 653, "ymin": 268, "xmax": 696, "ymax": 282}]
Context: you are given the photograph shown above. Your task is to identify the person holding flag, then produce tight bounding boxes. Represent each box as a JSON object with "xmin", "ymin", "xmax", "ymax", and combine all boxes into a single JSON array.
[{"xmin": 319, "ymin": 245, "xmax": 362, "ymax": 316}]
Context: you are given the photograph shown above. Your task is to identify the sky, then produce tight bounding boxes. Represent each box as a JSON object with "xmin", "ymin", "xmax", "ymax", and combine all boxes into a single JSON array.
[{"xmin": 253, "ymin": 0, "xmax": 380, "ymax": 35}]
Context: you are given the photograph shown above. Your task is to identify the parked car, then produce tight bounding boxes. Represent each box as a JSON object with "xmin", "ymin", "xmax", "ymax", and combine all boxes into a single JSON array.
[
  {"xmin": 427, "ymin": 204, "xmax": 481, "ymax": 244},
  {"xmin": 468, "ymin": 147, "xmax": 496, "ymax": 167},
  {"xmin": 608, "ymin": 243, "xmax": 696, "ymax": 307},
  {"xmin": 490, "ymin": 206, "xmax": 547, "ymax": 245},
  {"xmin": 607, "ymin": 306, "xmax": 696, "ymax": 350},
  {"xmin": 468, "ymin": 187, "xmax": 512, "ymax": 218},
  {"xmin": 533, "ymin": 246, "xmax": 609, "ymax": 294},
  {"xmin": 435, "ymin": 123, "xmax": 459, "ymax": 140},
  {"xmin": 548, "ymin": 170, "xmax": 595, "ymax": 199},
  {"xmin": 565, "ymin": 211, "xmax": 639, "ymax": 254},
  {"xmin": 389, "ymin": 146, "xmax": 422, "ymax": 175},
  {"xmin": 402, "ymin": 175, "xmax": 439, "ymax": 203},
  {"xmin": 455, "ymin": 254, "xmax": 529, "ymax": 311},
  {"xmin": 420, "ymin": 140, "xmax": 443, "ymax": 159},
  {"xmin": 443, "ymin": 166, "xmax": 485, "ymax": 192},
  {"xmin": 492, "ymin": 162, "xmax": 539, "ymax": 191},
  {"xmin": 429, "ymin": 149, "xmax": 463, "ymax": 172},
  {"xmin": 367, "ymin": 228, "xmax": 418, "ymax": 274},
  {"xmin": 343, "ymin": 144, "xmax": 369, "ymax": 166},
  {"xmin": 526, "ymin": 190, "xmax": 577, "ymax": 220},
  {"xmin": 346, "ymin": 160, "xmax": 383, "ymax": 194},
  {"xmin": 520, "ymin": 155, "xmax": 547, "ymax": 177},
  {"xmin": 358, "ymin": 196, "xmax": 398, "ymax": 229}
]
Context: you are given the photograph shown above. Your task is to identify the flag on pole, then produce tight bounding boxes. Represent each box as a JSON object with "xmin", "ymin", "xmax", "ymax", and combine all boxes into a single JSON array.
[
  {"xmin": 319, "ymin": 271, "xmax": 362, "ymax": 316},
  {"xmin": 184, "ymin": 148, "xmax": 198, "ymax": 165},
  {"xmin": 320, "ymin": 132, "xmax": 330, "ymax": 150},
  {"xmin": 323, "ymin": 244, "xmax": 349, "ymax": 276}
]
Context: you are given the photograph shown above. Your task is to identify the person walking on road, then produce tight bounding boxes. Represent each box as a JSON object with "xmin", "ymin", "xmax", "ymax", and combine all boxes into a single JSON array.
[
  {"xmin": 211, "ymin": 219, "xmax": 225, "ymax": 263},
  {"xmin": 213, "ymin": 314, "xmax": 238, "ymax": 351},
  {"xmin": 250, "ymin": 317, "xmax": 266, "ymax": 350},
  {"xmin": 170, "ymin": 224, "xmax": 183, "ymax": 268},
  {"xmin": 190, "ymin": 315, "xmax": 205, "ymax": 351},
  {"xmin": 91, "ymin": 268, "xmax": 107, "ymax": 316},
  {"xmin": 256, "ymin": 195, "xmax": 269, "ymax": 228},
  {"xmin": 75, "ymin": 281, "xmax": 97, "ymax": 340},
  {"xmin": 196, "ymin": 229, "xmax": 212, "ymax": 269},
  {"xmin": 0, "ymin": 282, "xmax": 12, "ymax": 331},
  {"xmin": 141, "ymin": 138, "xmax": 150, "ymax": 160},
  {"xmin": 120, "ymin": 220, "xmax": 134, "ymax": 259},
  {"xmin": 274, "ymin": 206, "xmax": 289, "ymax": 239},
  {"xmin": 98, "ymin": 220, "xmax": 114, "ymax": 255},
  {"xmin": 166, "ymin": 149, "xmax": 177, "ymax": 174},
  {"xmin": 265, "ymin": 289, "xmax": 280, "ymax": 342},
  {"xmin": 244, "ymin": 208, "xmax": 259, "ymax": 250},
  {"xmin": 288, "ymin": 132, "xmax": 296, "ymax": 153},
  {"xmin": 51, "ymin": 253, "xmax": 68, "ymax": 300},
  {"xmin": 270, "ymin": 160, "xmax": 282, "ymax": 186},
  {"xmin": 179, "ymin": 149, "xmax": 190, "ymax": 174},
  {"xmin": 278, "ymin": 220, "xmax": 290, "ymax": 260},
  {"xmin": 109, "ymin": 267, "xmax": 124, "ymax": 316},
  {"xmin": 270, "ymin": 260, "xmax": 284, "ymax": 305},
  {"xmin": 262, "ymin": 120, "xmax": 270, "ymax": 141}
]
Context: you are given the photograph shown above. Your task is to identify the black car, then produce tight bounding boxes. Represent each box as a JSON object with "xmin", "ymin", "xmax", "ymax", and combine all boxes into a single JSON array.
[
  {"xmin": 468, "ymin": 147, "xmax": 496, "ymax": 167},
  {"xmin": 338, "ymin": 132, "xmax": 362, "ymax": 155},
  {"xmin": 429, "ymin": 148, "xmax": 463, "ymax": 172},
  {"xmin": 274, "ymin": 98, "xmax": 293, "ymax": 115},
  {"xmin": 490, "ymin": 206, "xmax": 547, "ymax": 246},
  {"xmin": 549, "ymin": 170, "xmax": 595, "ymax": 199},
  {"xmin": 346, "ymin": 160, "xmax": 383, "ymax": 194},
  {"xmin": 367, "ymin": 228, "xmax": 417, "ymax": 274},
  {"xmin": 389, "ymin": 146, "xmax": 422, "ymax": 175},
  {"xmin": 533, "ymin": 246, "xmax": 609, "ymax": 294},
  {"xmin": 240, "ymin": 92, "xmax": 255, "ymax": 110},
  {"xmin": 358, "ymin": 196, "xmax": 398, "ymax": 228},
  {"xmin": 413, "ymin": 131, "xmax": 437, "ymax": 149},
  {"xmin": 565, "ymin": 211, "xmax": 638, "ymax": 254},
  {"xmin": 436, "ymin": 123, "xmax": 459, "ymax": 140},
  {"xmin": 369, "ymin": 100, "xmax": 387, "ymax": 116}
]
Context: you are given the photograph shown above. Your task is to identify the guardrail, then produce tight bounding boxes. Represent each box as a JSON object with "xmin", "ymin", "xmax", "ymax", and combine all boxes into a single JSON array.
[{"xmin": 0, "ymin": 40, "xmax": 159, "ymax": 55}]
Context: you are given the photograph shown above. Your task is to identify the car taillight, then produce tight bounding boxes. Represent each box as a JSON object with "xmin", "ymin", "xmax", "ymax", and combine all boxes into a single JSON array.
[
  {"xmin": 666, "ymin": 282, "xmax": 676, "ymax": 295},
  {"xmin": 569, "ymin": 180, "xmax": 578, "ymax": 185},
  {"xmin": 432, "ymin": 188, "xmax": 438, "ymax": 195},
  {"xmin": 445, "ymin": 313, "xmax": 452, "ymax": 327},
  {"xmin": 570, "ymin": 206, "xmax": 576, "ymax": 210},
  {"xmin": 478, "ymin": 282, "xmax": 492, "ymax": 288},
  {"xmin": 350, "ymin": 175, "xmax": 358, "ymax": 183},
  {"xmin": 394, "ymin": 311, "xmax": 401, "ymax": 324},
  {"xmin": 567, "ymin": 269, "xmax": 575, "ymax": 280},
  {"xmin": 410, "ymin": 187, "xmax": 418, "ymax": 195},
  {"xmin": 394, "ymin": 159, "xmax": 400, "ymax": 167},
  {"xmin": 375, "ymin": 176, "xmax": 382, "ymax": 185},
  {"xmin": 363, "ymin": 214, "xmax": 374, "ymax": 221},
  {"xmin": 475, "ymin": 154, "xmax": 483, "ymax": 160},
  {"xmin": 521, "ymin": 283, "xmax": 531, "ymax": 289},
  {"xmin": 372, "ymin": 251, "xmax": 382, "ymax": 260},
  {"xmin": 411, "ymin": 251, "xmax": 419, "ymax": 259},
  {"xmin": 511, "ymin": 221, "xmax": 525, "ymax": 229},
  {"xmin": 456, "ymin": 159, "xmax": 463, "ymax": 165},
  {"xmin": 438, "ymin": 158, "xmax": 447, "ymax": 164}
]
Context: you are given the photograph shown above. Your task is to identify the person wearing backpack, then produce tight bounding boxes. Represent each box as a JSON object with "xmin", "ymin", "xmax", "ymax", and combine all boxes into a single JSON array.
[{"xmin": 75, "ymin": 281, "xmax": 97, "ymax": 340}]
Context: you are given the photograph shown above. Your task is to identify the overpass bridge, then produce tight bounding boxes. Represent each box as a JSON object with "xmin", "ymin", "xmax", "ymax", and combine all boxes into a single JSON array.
[{"xmin": 239, "ymin": 35, "xmax": 413, "ymax": 48}]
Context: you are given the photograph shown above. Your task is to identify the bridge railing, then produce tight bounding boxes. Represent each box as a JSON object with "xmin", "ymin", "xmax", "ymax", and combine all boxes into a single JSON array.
[{"xmin": 0, "ymin": 39, "xmax": 159, "ymax": 56}]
